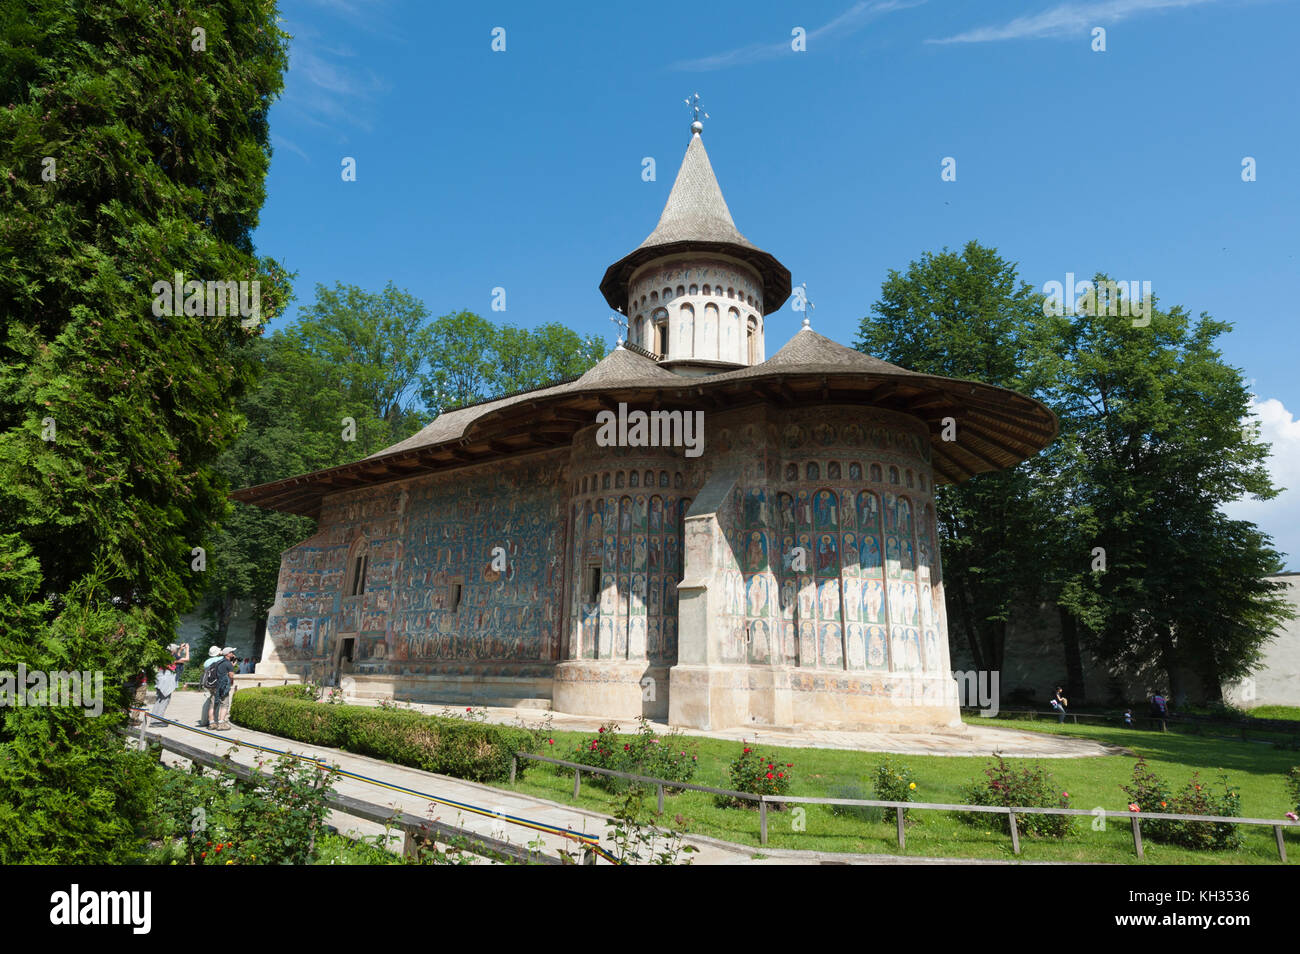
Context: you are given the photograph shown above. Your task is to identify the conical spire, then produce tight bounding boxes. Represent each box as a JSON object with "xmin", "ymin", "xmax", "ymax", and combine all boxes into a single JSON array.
[
  {"xmin": 599, "ymin": 125, "xmax": 791, "ymax": 316},
  {"xmin": 636, "ymin": 132, "xmax": 756, "ymax": 252}
]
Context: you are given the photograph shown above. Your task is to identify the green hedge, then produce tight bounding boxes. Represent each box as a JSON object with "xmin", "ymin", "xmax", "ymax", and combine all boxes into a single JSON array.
[{"xmin": 230, "ymin": 687, "xmax": 537, "ymax": 782}]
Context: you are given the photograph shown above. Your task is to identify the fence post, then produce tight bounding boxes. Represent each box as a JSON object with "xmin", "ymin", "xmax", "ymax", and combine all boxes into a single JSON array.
[
  {"xmin": 509, "ymin": 756, "xmax": 517, "ymax": 784},
  {"xmin": 1275, "ymin": 826, "xmax": 1287, "ymax": 863},
  {"xmin": 1131, "ymin": 816, "xmax": 1144, "ymax": 860},
  {"xmin": 759, "ymin": 799, "xmax": 768, "ymax": 845},
  {"xmin": 573, "ymin": 768, "xmax": 581, "ymax": 799},
  {"xmin": 896, "ymin": 807, "xmax": 905, "ymax": 850},
  {"xmin": 657, "ymin": 783, "xmax": 664, "ymax": 815},
  {"xmin": 1008, "ymin": 810, "xmax": 1020, "ymax": 855}
]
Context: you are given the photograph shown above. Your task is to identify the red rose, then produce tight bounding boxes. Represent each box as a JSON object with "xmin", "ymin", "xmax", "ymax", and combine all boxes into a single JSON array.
[
  {"xmin": 766, "ymin": 772, "xmax": 774, "ymax": 779},
  {"xmin": 778, "ymin": 772, "xmax": 784, "ymax": 778},
  {"xmin": 598, "ymin": 727, "xmax": 605, "ymax": 734},
  {"xmin": 624, "ymin": 744, "xmax": 630, "ymax": 751},
  {"xmin": 743, "ymin": 747, "xmax": 750, "ymax": 754},
  {"xmin": 548, "ymin": 739, "xmax": 554, "ymax": 745}
]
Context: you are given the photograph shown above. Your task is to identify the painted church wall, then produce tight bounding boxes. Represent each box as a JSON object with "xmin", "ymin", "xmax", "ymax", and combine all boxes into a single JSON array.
[{"xmin": 262, "ymin": 450, "xmax": 570, "ymax": 681}]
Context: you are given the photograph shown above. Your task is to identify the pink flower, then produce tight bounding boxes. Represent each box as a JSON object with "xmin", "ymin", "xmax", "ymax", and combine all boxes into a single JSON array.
[
  {"xmin": 1128, "ymin": 803, "xmax": 1140, "ymax": 812},
  {"xmin": 1287, "ymin": 812, "xmax": 1298, "ymax": 821}
]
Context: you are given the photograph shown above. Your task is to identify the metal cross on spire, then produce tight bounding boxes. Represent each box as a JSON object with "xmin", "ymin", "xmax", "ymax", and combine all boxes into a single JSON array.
[
  {"xmin": 609, "ymin": 313, "xmax": 628, "ymax": 347},
  {"xmin": 797, "ymin": 281, "xmax": 814, "ymax": 329},
  {"xmin": 685, "ymin": 92, "xmax": 708, "ymax": 133}
]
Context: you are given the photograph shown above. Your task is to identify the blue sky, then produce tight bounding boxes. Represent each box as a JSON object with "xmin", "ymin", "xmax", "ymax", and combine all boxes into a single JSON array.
[{"xmin": 254, "ymin": 0, "xmax": 1300, "ymax": 567}]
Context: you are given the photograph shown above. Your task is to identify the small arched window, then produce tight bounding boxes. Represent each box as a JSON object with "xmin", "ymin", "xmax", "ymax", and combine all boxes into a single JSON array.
[
  {"xmin": 703, "ymin": 284, "xmax": 711, "ymax": 296},
  {"xmin": 663, "ymin": 287, "xmax": 672, "ymax": 300},
  {"xmin": 676, "ymin": 285, "xmax": 684, "ymax": 297},
  {"xmin": 689, "ymin": 284, "xmax": 698, "ymax": 295}
]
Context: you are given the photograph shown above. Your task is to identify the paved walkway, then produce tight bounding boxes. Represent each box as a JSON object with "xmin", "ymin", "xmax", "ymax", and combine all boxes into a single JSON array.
[{"xmin": 140, "ymin": 690, "xmax": 1104, "ymax": 865}]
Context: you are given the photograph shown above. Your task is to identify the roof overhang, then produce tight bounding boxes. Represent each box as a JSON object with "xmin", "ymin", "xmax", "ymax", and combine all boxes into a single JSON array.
[
  {"xmin": 599, "ymin": 240, "xmax": 792, "ymax": 316},
  {"xmin": 231, "ymin": 366, "xmax": 1057, "ymax": 518}
]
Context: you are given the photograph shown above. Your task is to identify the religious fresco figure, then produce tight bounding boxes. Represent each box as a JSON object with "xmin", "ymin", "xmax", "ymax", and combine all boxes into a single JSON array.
[
  {"xmin": 649, "ymin": 536, "xmax": 661, "ymax": 571},
  {"xmin": 798, "ymin": 582, "xmax": 815, "ymax": 620},
  {"xmin": 827, "ymin": 461, "xmax": 841, "ymax": 480},
  {"xmin": 861, "ymin": 533, "xmax": 882, "ymax": 573},
  {"xmin": 633, "ymin": 534, "xmax": 647, "ymax": 569},
  {"xmin": 744, "ymin": 488, "xmax": 765, "ymax": 527},
  {"xmin": 816, "ymin": 533, "xmax": 838, "ymax": 575},
  {"xmin": 904, "ymin": 628, "xmax": 922, "ymax": 671},
  {"xmin": 849, "ymin": 461, "xmax": 862, "ymax": 481},
  {"xmin": 898, "ymin": 497, "xmax": 912, "ymax": 535},
  {"xmin": 745, "ymin": 530, "xmax": 768, "ymax": 571},
  {"xmin": 784, "ymin": 462, "xmax": 798, "ymax": 482},
  {"xmin": 796, "ymin": 491, "xmax": 812, "ymax": 528},
  {"xmin": 818, "ymin": 579, "xmax": 840, "ymax": 619},
  {"xmin": 813, "ymin": 489, "xmax": 839, "ymax": 529},
  {"xmin": 864, "ymin": 578, "xmax": 884, "ymax": 622},
  {"xmin": 820, "ymin": 623, "xmax": 843, "ymax": 668},
  {"xmin": 649, "ymin": 496, "xmax": 663, "ymax": 533},
  {"xmin": 857, "ymin": 491, "xmax": 880, "ymax": 530},
  {"xmin": 778, "ymin": 492, "xmax": 795, "ymax": 530},
  {"xmin": 842, "ymin": 532, "xmax": 860, "ymax": 571},
  {"xmin": 924, "ymin": 628, "xmax": 939, "ymax": 670},
  {"xmin": 806, "ymin": 461, "xmax": 820, "ymax": 481},
  {"xmin": 798, "ymin": 621, "xmax": 817, "ymax": 664},
  {"xmin": 844, "ymin": 577, "xmax": 861, "ymax": 621},
  {"xmin": 845, "ymin": 622, "xmax": 865, "ymax": 670},
  {"xmin": 885, "ymin": 536, "xmax": 901, "ymax": 568},
  {"xmin": 747, "ymin": 574, "xmax": 770, "ymax": 617},
  {"xmin": 780, "ymin": 577, "xmax": 796, "ymax": 619},
  {"xmin": 890, "ymin": 626, "xmax": 907, "ymax": 671}
]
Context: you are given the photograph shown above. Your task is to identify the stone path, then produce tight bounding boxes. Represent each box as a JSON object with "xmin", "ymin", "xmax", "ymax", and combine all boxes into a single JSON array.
[{"xmin": 140, "ymin": 690, "xmax": 1108, "ymax": 865}]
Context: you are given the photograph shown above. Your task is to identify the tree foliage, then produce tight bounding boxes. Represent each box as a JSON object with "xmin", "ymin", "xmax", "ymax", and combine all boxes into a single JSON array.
[
  {"xmin": 0, "ymin": 0, "xmax": 290, "ymax": 860},
  {"xmin": 857, "ymin": 244, "xmax": 1292, "ymax": 703}
]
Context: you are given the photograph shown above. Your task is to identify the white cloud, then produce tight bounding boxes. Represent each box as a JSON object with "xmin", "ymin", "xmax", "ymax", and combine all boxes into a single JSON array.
[
  {"xmin": 928, "ymin": 0, "xmax": 1219, "ymax": 44},
  {"xmin": 1223, "ymin": 396, "xmax": 1300, "ymax": 570},
  {"xmin": 671, "ymin": 0, "xmax": 924, "ymax": 72}
]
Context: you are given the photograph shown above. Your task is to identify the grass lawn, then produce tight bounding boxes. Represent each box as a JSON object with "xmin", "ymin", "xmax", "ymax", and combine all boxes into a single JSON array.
[
  {"xmin": 488, "ymin": 718, "xmax": 1300, "ymax": 864},
  {"xmin": 1250, "ymin": 705, "xmax": 1300, "ymax": 722}
]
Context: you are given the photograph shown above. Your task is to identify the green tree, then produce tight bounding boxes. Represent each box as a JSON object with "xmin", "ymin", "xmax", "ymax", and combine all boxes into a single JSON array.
[
  {"xmin": 1034, "ymin": 279, "xmax": 1291, "ymax": 703},
  {"xmin": 856, "ymin": 241, "xmax": 1058, "ymax": 678},
  {"xmin": 0, "ymin": 0, "xmax": 290, "ymax": 861}
]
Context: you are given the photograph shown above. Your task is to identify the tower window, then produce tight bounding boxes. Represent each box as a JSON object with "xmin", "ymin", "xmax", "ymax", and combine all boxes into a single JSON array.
[
  {"xmin": 451, "ymin": 581, "xmax": 463, "ymax": 611},
  {"xmin": 584, "ymin": 564, "xmax": 602, "ymax": 604}
]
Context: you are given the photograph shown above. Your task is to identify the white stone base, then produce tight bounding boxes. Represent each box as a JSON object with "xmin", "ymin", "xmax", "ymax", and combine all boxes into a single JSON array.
[
  {"xmin": 551, "ymin": 660, "xmax": 667, "ymax": 721},
  {"xmin": 669, "ymin": 664, "xmax": 961, "ymax": 732}
]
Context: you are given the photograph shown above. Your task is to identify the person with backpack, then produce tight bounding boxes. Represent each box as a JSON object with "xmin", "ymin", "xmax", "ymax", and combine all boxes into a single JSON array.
[
  {"xmin": 198, "ymin": 646, "xmax": 223, "ymax": 727},
  {"xmin": 205, "ymin": 647, "xmax": 238, "ymax": 731}
]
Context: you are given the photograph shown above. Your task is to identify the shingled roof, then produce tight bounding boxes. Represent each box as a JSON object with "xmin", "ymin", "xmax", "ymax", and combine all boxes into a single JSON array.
[
  {"xmin": 599, "ymin": 131, "xmax": 792, "ymax": 315},
  {"xmin": 231, "ymin": 331, "xmax": 1057, "ymax": 517}
]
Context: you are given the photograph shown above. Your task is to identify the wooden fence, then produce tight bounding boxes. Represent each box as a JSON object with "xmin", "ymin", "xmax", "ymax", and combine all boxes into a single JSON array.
[
  {"xmin": 515, "ymin": 751, "xmax": 1297, "ymax": 861},
  {"xmin": 145, "ymin": 733, "xmax": 584, "ymax": 864}
]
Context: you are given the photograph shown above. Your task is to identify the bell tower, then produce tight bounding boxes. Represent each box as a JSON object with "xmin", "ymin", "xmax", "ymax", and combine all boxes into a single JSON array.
[{"xmin": 599, "ymin": 99, "xmax": 791, "ymax": 375}]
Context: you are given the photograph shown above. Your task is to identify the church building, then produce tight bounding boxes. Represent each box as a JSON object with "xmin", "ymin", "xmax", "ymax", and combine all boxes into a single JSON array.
[{"xmin": 233, "ymin": 115, "xmax": 1057, "ymax": 731}]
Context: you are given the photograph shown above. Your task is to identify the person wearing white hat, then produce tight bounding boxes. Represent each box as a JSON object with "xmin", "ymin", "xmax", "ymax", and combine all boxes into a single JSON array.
[
  {"xmin": 209, "ymin": 647, "xmax": 239, "ymax": 730},
  {"xmin": 198, "ymin": 646, "xmax": 223, "ymax": 727}
]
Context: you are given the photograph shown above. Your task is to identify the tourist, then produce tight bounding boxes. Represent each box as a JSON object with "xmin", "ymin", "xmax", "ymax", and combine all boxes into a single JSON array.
[
  {"xmin": 175, "ymin": 642, "xmax": 191, "ymax": 684},
  {"xmin": 1052, "ymin": 686, "xmax": 1069, "ymax": 723},
  {"xmin": 149, "ymin": 643, "xmax": 186, "ymax": 726},
  {"xmin": 198, "ymin": 645, "xmax": 223, "ymax": 727},
  {"xmin": 125, "ymin": 670, "xmax": 148, "ymax": 726},
  {"xmin": 210, "ymin": 647, "xmax": 238, "ymax": 730},
  {"xmin": 1123, "ymin": 708, "xmax": 1133, "ymax": 727},
  {"xmin": 1149, "ymin": 692, "xmax": 1168, "ymax": 720}
]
